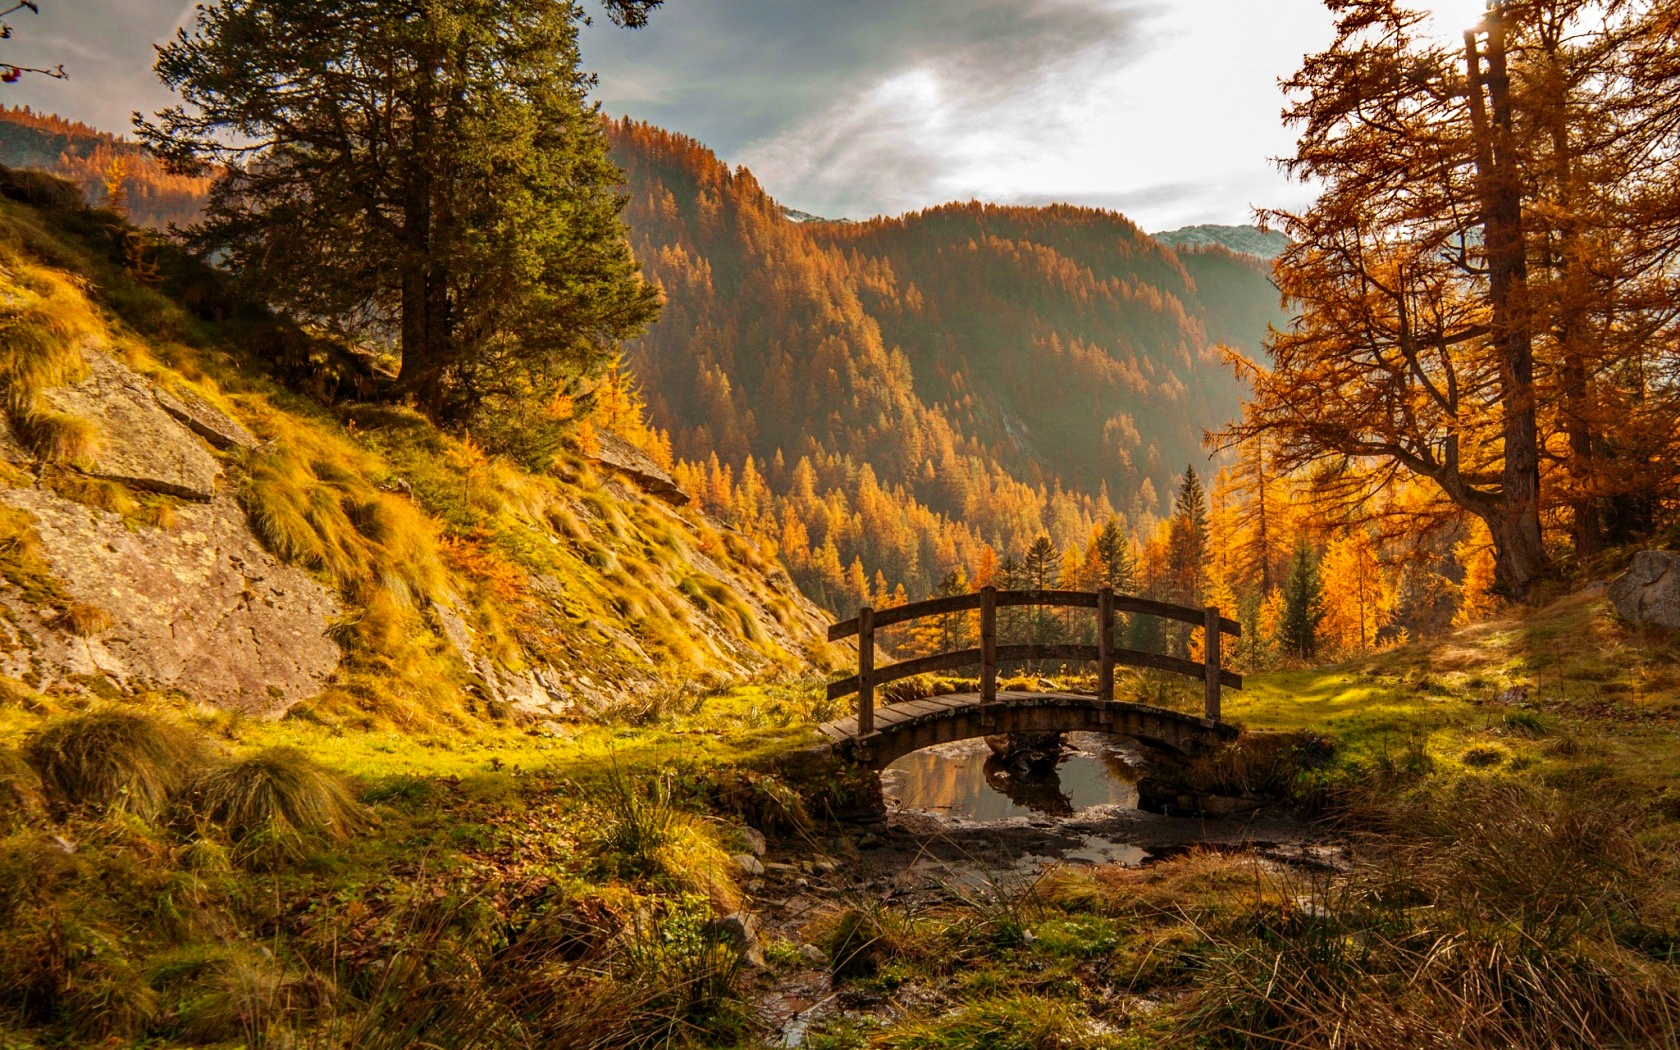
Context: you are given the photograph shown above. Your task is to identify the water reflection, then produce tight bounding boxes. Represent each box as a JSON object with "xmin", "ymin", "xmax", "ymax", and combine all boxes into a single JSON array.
[{"xmin": 882, "ymin": 732, "xmax": 1139, "ymax": 822}]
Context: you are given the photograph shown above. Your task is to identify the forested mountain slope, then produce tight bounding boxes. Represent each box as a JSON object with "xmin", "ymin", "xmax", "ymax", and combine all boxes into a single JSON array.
[
  {"xmin": 610, "ymin": 120, "xmax": 1284, "ymax": 606},
  {"xmin": 0, "ymin": 109, "xmax": 1286, "ymax": 613}
]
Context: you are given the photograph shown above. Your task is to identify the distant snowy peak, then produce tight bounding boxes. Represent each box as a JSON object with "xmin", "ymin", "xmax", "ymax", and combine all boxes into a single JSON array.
[
  {"xmin": 781, "ymin": 206, "xmax": 853, "ymax": 225},
  {"xmin": 1153, "ymin": 224, "xmax": 1289, "ymax": 260}
]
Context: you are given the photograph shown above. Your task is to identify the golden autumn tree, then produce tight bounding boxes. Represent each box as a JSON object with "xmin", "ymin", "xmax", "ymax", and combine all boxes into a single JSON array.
[{"xmin": 1230, "ymin": 0, "xmax": 1680, "ymax": 600}]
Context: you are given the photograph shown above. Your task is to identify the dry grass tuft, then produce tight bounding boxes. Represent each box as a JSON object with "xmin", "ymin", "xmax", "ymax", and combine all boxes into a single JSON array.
[
  {"xmin": 0, "ymin": 746, "xmax": 47, "ymax": 831},
  {"xmin": 52, "ymin": 601, "xmax": 114, "ymax": 637},
  {"xmin": 584, "ymin": 769, "xmax": 741, "ymax": 912},
  {"xmin": 25, "ymin": 709, "xmax": 206, "ymax": 819},
  {"xmin": 188, "ymin": 746, "xmax": 366, "ymax": 868}
]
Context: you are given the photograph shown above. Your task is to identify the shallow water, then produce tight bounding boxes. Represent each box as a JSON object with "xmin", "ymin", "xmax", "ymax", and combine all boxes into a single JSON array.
[{"xmin": 881, "ymin": 732, "xmax": 1139, "ymax": 823}]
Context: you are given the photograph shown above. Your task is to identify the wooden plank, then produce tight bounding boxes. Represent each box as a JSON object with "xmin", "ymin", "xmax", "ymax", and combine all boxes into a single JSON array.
[
  {"xmin": 993, "ymin": 589, "xmax": 1100, "ymax": 609},
  {"xmin": 1204, "ymin": 605, "xmax": 1223, "ymax": 722},
  {"xmin": 1114, "ymin": 646, "xmax": 1242, "ymax": 688},
  {"xmin": 1112, "ymin": 594, "xmax": 1241, "ymax": 636},
  {"xmin": 1098, "ymin": 588, "xmax": 1115, "ymax": 704},
  {"xmin": 980, "ymin": 587, "xmax": 998, "ymax": 704},
  {"xmin": 829, "ymin": 590, "xmax": 1240, "ymax": 640},
  {"xmin": 828, "ymin": 592, "xmax": 982, "ymax": 640},
  {"xmin": 857, "ymin": 606, "xmax": 874, "ymax": 735}
]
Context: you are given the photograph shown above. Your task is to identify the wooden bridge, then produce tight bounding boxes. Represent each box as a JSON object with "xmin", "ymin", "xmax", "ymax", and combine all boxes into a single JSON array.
[{"xmin": 818, "ymin": 587, "xmax": 1242, "ymax": 769}]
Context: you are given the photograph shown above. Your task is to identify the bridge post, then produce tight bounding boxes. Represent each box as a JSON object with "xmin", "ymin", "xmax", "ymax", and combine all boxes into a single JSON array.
[
  {"xmin": 1204, "ymin": 604, "xmax": 1222, "ymax": 721},
  {"xmin": 857, "ymin": 605, "xmax": 875, "ymax": 734},
  {"xmin": 980, "ymin": 585, "xmax": 997, "ymax": 704},
  {"xmin": 1098, "ymin": 587, "xmax": 1115, "ymax": 704}
]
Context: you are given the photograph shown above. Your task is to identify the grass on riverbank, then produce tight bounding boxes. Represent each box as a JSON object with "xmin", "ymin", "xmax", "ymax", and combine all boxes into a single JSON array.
[{"xmin": 1, "ymin": 593, "xmax": 1677, "ymax": 1048}]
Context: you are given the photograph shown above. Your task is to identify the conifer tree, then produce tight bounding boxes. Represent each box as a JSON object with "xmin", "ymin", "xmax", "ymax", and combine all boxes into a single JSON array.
[
  {"xmin": 1167, "ymin": 466, "xmax": 1209, "ymax": 604},
  {"xmin": 1280, "ymin": 541, "xmax": 1324, "ymax": 661},
  {"xmin": 1089, "ymin": 517, "xmax": 1136, "ymax": 593},
  {"xmin": 141, "ymin": 0, "xmax": 661, "ymax": 444}
]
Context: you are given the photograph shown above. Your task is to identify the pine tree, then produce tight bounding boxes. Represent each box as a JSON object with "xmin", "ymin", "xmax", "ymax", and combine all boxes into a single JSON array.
[
  {"xmin": 141, "ymin": 0, "xmax": 660, "ymax": 441},
  {"xmin": 1022, "ymin": 535, "xmax": 1059, "ymax": 590},
  {"xmin": 1280, "ymin": 541, "xmax": 1324, "ymax": 661},
  {"xmin": 1089, "ymin": 517, "xmax": 1135, "ymax": 593},
  {"xmin": 1167, "ymin": 466, "xmax": 1209, "ymax": 604}
]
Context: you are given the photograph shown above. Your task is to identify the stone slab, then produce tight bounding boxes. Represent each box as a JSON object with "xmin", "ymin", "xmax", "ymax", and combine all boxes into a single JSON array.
[
  {"xmin": 0, "ymin": 487, "xmax": 341, "ymax": 714},
  {"xmin": 42, "ymin": 351, "xmax": 221, "ymax": 499}
]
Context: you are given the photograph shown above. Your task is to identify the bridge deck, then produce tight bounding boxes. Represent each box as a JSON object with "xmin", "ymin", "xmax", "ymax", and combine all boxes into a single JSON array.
[{"xmin": 818, "ymin": 689, "xmax": 1236, "ymax": 768}]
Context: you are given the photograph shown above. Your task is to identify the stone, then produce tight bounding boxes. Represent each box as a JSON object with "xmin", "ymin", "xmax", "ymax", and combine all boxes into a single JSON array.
[
  {"xmin": 152, "ymin": 384, "xmax": 258, "ymax": 450},
  {"xmin": 41, "ymin": 351, "xmax": 221, "ymax": 500},
  {"xmin": 984, "ymin": 731, "xmax": 1065, "ymax": 772},
  {"xmin": 704, "ymin": 912, "xmax": 765, "ymax": 969},
  {"xmin": 798, "ymin": 943, "xmax": 827, "ymax": 966},
  {"xmin": 1198, "ymin": 795, "xmax": 1263, "ymax": 818},
  {"xmin": 732, "ymin": 853, "xmax": 765, "ymax": 877},
  {"xmin": 0, "ymin": 413, "xmax": 33, "ymax": 466},
  {"xmin": 0, "ymin": 487, "xmax": 340, "ymax": 714},
  {"xmin": 1609, "ymin": 551, "xmax": 1680, "ymax": 629},
  {"xmin": 738, "ymin": 826, "xmax": 768, "ymax": 857},
  {"xmin": 588, "ymin": 428, "xmax": 690, "ymax": 505}
]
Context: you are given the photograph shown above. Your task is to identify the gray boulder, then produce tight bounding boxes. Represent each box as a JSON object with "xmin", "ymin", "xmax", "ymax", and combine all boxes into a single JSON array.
[
  {"xmin": 589, "ymin": 429, "xmax": 689, "ymax": 505},
  {"xmin": 1609, "ymin": 551, "xmax": 1680, "ymax": 629},
  {"xmin": 41, "ymin": 352, "xmax": 221, "ymax": 500},
  {"xmin": 704, "ymin": 911, "xmax": 766, "ymax": 969},
  {"xmin": 0, "ymin": 487, "xmax": 341, "ymax": 713}
]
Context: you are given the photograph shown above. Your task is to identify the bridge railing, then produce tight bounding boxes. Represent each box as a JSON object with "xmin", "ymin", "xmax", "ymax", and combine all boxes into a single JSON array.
[{"xmin": 826, "ymin": 586, "xmax": 1241, "ymax": 734}]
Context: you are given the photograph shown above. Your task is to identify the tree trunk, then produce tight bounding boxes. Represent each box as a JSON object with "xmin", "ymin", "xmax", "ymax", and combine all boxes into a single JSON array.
[{"xmin": 1467, "ymin": 10, "xmax": 1547, "ymax": 599}]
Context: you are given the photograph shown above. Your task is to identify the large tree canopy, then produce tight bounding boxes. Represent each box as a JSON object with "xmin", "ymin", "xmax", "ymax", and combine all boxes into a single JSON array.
[
  {"xmin": 1227, "ymin": 0, "xmax": 1680, "ymax": 599},
  {"xmin": 140, "ymin": 0, "xmax": 660, "ymax": 450}
]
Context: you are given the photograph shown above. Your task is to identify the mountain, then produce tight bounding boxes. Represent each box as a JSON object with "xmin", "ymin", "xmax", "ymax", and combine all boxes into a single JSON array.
[
  {"xmin": 0, "ymin": 108, "xmax": 1287, "ymax": 612},
  {"xmin": 1152, "ymin": 223, "xmax": 1290, "ymax": 259},
  {"xmin": 0, "ymin": 106, "xmax": 207, "ymax": 229},
  {"xmin": 609, "ymin": 120, "xmax": 1286, "ymax": 605}
]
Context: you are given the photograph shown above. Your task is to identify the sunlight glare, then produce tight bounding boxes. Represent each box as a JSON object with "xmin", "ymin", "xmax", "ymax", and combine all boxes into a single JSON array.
[{"xmin": 1418, "ymin": 0, "xmax": 1495, "ymax": 41}]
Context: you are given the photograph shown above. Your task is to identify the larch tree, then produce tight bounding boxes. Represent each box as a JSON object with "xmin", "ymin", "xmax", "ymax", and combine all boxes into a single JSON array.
[
  {"xmin": 1229, "ymin": 0, "xmax": 1680, "ymax": 599},
  {"xmin": 140, "ymin": 0, "xmax": 661, "ymax": 452}
]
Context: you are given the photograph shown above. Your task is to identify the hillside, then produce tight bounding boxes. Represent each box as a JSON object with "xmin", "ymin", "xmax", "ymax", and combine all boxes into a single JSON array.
[
  {"xmin": 0, "ymin": 107, "xmax": 207, "ymax": 229},
  {"xmin": 610, "ymin": 120, "xmax": 1286, "ymax": 607},
  {"xmin": 0, "ymin": 166, "xmax": 834, "ymax": 728}
]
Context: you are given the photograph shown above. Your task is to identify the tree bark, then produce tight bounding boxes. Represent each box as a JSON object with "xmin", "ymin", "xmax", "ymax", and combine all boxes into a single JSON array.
[{"xmin": 1467, "ymin": 11, "xmax": 1547, "ymax": 598}]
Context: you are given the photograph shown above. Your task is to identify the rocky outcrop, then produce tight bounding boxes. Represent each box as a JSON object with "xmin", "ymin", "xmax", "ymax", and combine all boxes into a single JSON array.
[
  {"xmin": 1609, "ymin": 551, "xmax": 1680, "ymax": 629},
  {"xmin": 0, "ymin": 486, "xmax": 341, "ymax": 714},
  {"xmin": 41, "ymin": 351, "xmax": 222, "ymax": 499},
  {"xmin": 589, "ymin": 429, "xmax": 689, "ymax": 505},
  {"xmin": 153, "ymin": 384, "xmax": 257, "ymax": 450}
]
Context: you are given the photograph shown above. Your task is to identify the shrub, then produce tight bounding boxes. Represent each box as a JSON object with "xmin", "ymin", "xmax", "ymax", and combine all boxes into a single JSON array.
[
  {"xmin": 187, "ymin": 746, "xmax": 366, "ymax": 867},
  {"xmin": 25, "ymin": 710, "xmax": 205, "ymax": 819}
]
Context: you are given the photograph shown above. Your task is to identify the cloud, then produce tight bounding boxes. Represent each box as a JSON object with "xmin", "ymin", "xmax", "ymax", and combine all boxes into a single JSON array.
[{"xmin": 584, "ymin": 0, "xmax": 1145, "ymax": 216}]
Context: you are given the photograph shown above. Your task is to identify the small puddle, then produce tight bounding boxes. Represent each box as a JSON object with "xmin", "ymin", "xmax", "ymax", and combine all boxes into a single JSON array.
[{"xmin": 881, "ymin": 732, "xmax": 1139, "ymax": 823}]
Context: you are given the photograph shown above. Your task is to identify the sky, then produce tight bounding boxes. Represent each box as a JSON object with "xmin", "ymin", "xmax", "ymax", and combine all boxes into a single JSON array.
[{"xmin": 3, "ymin": 0, "xmax": 1495, "ymax": 230}]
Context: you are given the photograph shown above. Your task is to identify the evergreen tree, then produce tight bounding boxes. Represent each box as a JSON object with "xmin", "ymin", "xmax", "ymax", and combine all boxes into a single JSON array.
[
  {"xmin": 1167, "ymin": 466, "xmax": 1209, "ymax": 604},
  {"xmin": 1022, "ymin": 535, "xmax": 1059, "ymax": 590},
  {"xmin": 1090, "ymin": 516, "xmax": 1135, "ymax": 593},
  {"xmin": 141, "ymin": 0, "xmax": 661, "ymax": 446},
  {"xmin": 1280, "ymin": 541, "xmax": 1324, "ymax": 661}
]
